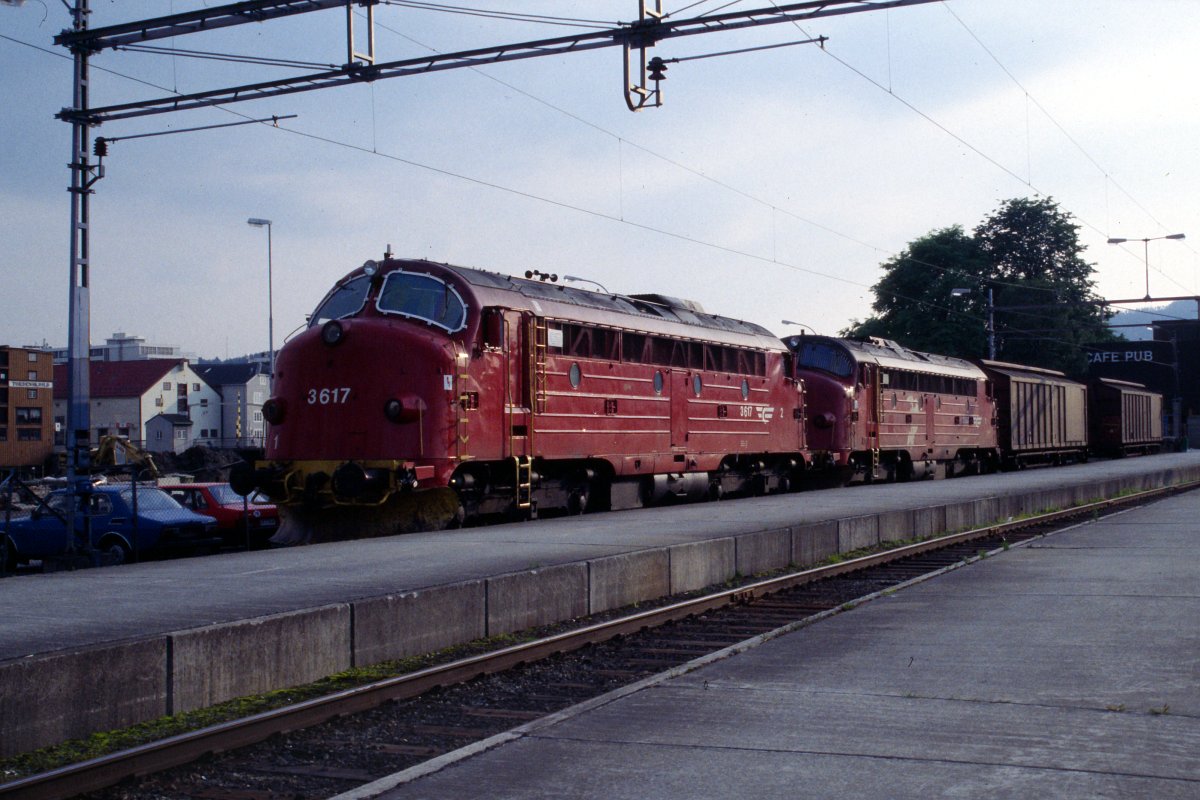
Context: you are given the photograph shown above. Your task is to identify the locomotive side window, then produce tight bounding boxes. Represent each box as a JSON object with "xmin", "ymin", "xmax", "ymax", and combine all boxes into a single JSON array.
[
  {"xmin": 886, "ymin": 369, "xmax": 977, "ymax": 396},
  {"xmin": 377, "ymin": 271, "xmax": 467, "ymax": 333},
  {"xmin": 310, "ymin": 274, "xmax": 371, "ymax": 327},
  {"xmin": 560, "ymin": 323, "xmax": 619, "ymax": 360}
]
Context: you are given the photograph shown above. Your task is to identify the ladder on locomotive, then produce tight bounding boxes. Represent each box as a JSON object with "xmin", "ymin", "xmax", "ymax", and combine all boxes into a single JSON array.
[
  {"xmin": 512, "ymin": 316, "xmax": 547, "ymax": 510},
  {"xmin": 454, "ymin": 343, "xmax": 472, "ymax": 461}
]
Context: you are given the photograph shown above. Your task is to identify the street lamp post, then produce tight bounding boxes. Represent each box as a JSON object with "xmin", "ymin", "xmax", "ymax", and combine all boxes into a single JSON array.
[
  {"xmin": 1106, "ymin": 233, "xmax": 1186, "ymax": 301},
  {"xmin": 247, "ymin": 218, "xmax": 274, "ymax": 377}
]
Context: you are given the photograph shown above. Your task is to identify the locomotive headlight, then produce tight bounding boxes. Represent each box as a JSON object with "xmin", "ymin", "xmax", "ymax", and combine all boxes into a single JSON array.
[
  {"xmin": 322, "ymin": 320, "xmax": 345, "ymax": 346},
  {"xmin": 384, "ymin": 398, "xmax": 404, "ymax": 422},
  {"xmin": 262, "ymin": 398, "xmax": 286, "ymax": 425}
]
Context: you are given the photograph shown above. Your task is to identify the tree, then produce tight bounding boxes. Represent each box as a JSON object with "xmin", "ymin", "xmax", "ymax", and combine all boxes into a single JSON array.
[
  {"xmin": 842, "ymin": 226, "xmax": 989, "ymax": 359},
  {"xmin": 844, "ymin": 198, "xmax": 1119, "ymax": 377},
  {"xmin": 974, "ymin": 197, "xmax": 1118, "ymax": 376}
]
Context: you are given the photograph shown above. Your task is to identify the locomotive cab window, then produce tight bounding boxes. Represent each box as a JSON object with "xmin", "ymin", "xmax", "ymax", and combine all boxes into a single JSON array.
[
  {"xmin": 310, "ymin": 274, "xmax": 372, "ymax": 327},
  {"xmin": 794, "ymin": 341, "xmax": 854, "ymax": 379},
  {"xmin": 377, "ymin": 271, "xmax": 467, "ymax": 333}
]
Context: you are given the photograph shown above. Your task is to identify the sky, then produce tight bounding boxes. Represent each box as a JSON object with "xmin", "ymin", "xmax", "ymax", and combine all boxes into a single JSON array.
[{"xmin": 1, "ymin": 1, "xmax": 1198, "ymax": 361}]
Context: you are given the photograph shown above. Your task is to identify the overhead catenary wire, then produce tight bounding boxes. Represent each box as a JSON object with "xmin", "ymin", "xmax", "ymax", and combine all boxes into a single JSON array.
[{"xmin": 765, "ymin": 0, "xmax": 1195, "ymax": 298}]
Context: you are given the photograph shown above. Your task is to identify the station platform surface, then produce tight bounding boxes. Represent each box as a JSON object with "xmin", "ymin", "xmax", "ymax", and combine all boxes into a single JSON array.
[
  {"xmin": 2, "ymin": 452, "xmax": 1199, "ymax": 660},
  {"xmin": 350, "ymin": 485, "xmax": 1200, "ymax": 800}
]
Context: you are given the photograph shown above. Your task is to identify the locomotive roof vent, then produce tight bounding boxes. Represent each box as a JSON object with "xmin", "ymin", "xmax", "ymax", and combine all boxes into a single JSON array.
[{"xmin": 627, "ymin": 293, "xmax": 706, "ymax": 314}]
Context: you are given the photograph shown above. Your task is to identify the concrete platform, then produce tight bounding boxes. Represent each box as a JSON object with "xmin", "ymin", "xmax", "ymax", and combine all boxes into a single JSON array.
[
  {"xmin": 352, "ymin": 487, "xmax": 1200, "ymax": 800},
  {"xmin": 2, "ymin": 453, "xmax": 1199, "ymax": 757}
]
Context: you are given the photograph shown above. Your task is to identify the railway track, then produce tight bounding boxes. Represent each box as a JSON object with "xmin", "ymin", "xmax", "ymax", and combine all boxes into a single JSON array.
[{"xmin": 2, "ymin": 481, "xmax": 1194, "ymax": 800}]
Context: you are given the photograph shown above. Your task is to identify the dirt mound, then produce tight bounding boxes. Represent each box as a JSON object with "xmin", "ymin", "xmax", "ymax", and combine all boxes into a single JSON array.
[{"xmin": 154, "ymin": 447, "xmax": 247, "ymax": 483}]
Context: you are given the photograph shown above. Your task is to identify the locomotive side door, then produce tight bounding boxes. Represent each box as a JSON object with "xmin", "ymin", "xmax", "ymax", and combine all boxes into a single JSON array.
[
  {"xmin": 670, "ymin": 370, "xmax": 689, "ymax": 450},
  {"xmin": 495, "ymin": 310, "xmax": 531, "ymax": 459},
  {"xmin": 861, "ymin": 363, "xmax": 880, "ymax": 450}
]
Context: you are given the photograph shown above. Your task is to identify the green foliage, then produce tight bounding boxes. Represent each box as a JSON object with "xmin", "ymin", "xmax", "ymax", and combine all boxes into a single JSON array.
[{"xmin": 844, "ymin": 197, "xmax": 1121, "ymax": 377}]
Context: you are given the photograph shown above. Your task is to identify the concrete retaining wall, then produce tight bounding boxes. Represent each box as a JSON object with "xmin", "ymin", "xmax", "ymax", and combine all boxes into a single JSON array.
[{"xmin": 3, "ymin": 463, "xmax": 1199, "ymax": 758}]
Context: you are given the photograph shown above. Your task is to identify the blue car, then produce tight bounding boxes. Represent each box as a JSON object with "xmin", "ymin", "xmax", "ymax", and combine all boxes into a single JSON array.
[{"xmin": 2, "ymin": 484, "xmax": 221, "ymax": 570}]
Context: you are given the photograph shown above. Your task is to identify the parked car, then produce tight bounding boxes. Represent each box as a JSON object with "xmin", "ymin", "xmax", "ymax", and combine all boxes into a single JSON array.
[
  {"xmin": 2, "ymin": 484, "xmax": 220, "ymax": 570},
  {"xmin": 165, "ymin": 482, "xmax": 279, "ymax": 548}
]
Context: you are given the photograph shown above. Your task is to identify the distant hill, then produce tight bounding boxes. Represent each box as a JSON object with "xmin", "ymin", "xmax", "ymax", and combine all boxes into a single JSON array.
[{"xmin": 1108, "ymin": 300, "xmax": 1198, "ymax": 341}]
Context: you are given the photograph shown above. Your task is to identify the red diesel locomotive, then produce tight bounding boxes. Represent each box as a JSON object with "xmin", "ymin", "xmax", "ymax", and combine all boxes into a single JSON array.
[
  {"xmin": 234, "ymin": 257, "xmax": 809, "ymax": 539},
  {"xmin": 786, "ymin": 335, "xmax": 999, "ymax": 481}
]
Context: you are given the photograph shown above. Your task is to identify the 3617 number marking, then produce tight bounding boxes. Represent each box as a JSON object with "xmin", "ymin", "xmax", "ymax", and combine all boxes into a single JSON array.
[{"xmin": 308, "ymin": 387, "xmax": 351, "ymax": 405}]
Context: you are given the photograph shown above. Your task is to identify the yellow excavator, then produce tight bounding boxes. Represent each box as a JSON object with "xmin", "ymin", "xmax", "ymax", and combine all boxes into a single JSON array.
[{"xmin": 91, "ymin": 435, "xmax": 160, "ymax": 479}]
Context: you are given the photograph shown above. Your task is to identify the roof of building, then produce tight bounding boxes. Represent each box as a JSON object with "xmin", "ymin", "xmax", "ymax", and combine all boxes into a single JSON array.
[
  {"xmin": 147, "ymin": 413, "xmax": 194, "ymax": 427},
  {"xmin": 53, "ymin": 359, "xmax": 187, "ymax": 400},
  {"xmin": 193, "ymin": 362, "xmax": 264, "ymax": 387}
]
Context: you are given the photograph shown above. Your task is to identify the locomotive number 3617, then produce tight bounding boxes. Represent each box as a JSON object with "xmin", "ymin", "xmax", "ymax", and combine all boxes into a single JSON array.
[{"xmin": 308, "ymin": 387, "xmax": 351, "ymax": 405}]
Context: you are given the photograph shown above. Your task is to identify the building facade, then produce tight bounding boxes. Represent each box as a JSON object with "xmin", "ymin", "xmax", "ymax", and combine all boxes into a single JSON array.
[
  {"xmin": 52, "ymin": 359, "xmax": 222, "ymax": 453},
  {"xmin": 193, "ymin": 363, "xmax": 271, "ymax": 449},
  {"xmin": 46, "ymin": 331, "xmax": 189, "ymax": 364},
  {"xmin": 0, "ymin": 346, "xmax": 55, "ymax": 469},
  {"xmin": 1088, "ymin": 317, "xmax": 1199, "ymax": 445}
]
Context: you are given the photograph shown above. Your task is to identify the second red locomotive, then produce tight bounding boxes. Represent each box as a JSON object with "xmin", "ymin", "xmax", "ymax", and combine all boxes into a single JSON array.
[{"xmin": 786, "ymin": 335, "xmax": 999, "ymax": 482}]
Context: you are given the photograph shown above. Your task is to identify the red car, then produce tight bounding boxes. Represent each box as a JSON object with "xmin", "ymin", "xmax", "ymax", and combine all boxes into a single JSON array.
[{"xmin": 166, "ymin": 483, "xmax": 279, "ymax": 548}]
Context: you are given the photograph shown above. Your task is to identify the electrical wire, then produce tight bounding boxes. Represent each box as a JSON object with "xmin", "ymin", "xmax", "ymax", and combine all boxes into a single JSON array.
[
  {"xmin": 940, "ymin": 3, "xmax": 1196, "ymax": 296},
  {"xmin": 376, "ymin": 1, "xmax": 615, "ymax": 30},
  {"xmin": 766, "ymin": 1, "xmax": 1195, "ymax": 301}
]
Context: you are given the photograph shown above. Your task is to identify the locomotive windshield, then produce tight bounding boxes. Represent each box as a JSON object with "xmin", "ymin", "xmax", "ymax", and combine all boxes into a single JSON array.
[
  {"xmin": 310, "ymin": 274, "xmax": 371, "ymax": 327},
  {"xmin": 794, "ymin": 341, "xmax": 854, "ymax": 379},
  {"xmin": 377, "ymin": 271, "xmax": 467, "ymax": 333}
]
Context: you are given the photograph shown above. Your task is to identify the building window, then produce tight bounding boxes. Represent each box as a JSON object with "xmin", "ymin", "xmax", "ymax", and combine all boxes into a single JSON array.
[
  {"xmin": 163, "ymin": 382, "xmax": 171, "ymax": 390},
  {"xmin": 193, "ymin": 383, "xmax": 201, "ymax": 392},
  {"xmin": 15, "ymin": 407, "xmax": 42, "ymax": 424},
  {"xmin": 155, "ymin": 397, "xmax": 164, "ymax": 407},
  {"xmin": 27, "ymin": 370, "xmax": 37, "ymax": 380},
  {"xmin": 176, "ymin": 429, "xmax": 188, "ymax": 440},
  {"xmin": 253, "ymin": 411, "xmax": 263, "ymax": 422},
  {"xmin": 201, "ymin": 398, "xmax": 209, "ymax": 407},
  {"xmin": 155, "ymin": 431, "xmax": 162, "ymax": 440},
  {"xmin": 0, "ymin": 428, "xmax": 6, "ymax": 442},
  {"xmin": 18, "ymin": 429, "xmax": 41, "ymax": 441},
  {"xmin": 27, "ymin": 352, "xmax": 37, "ymax": 363},
  {"xmin": 27, "ymin": 389, "xmax": 37, "ymax": 400}
]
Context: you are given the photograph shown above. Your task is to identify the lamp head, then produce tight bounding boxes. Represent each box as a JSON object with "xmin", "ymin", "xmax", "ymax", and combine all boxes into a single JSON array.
[{"xmin": 247, "ymin": 218, "xmax": 272, "ymax": 227}]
